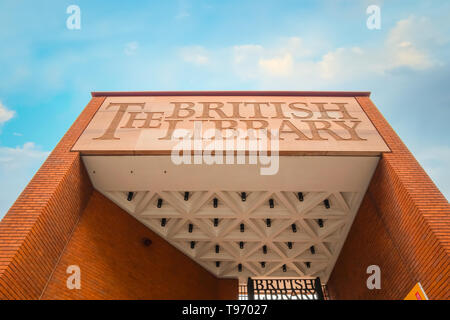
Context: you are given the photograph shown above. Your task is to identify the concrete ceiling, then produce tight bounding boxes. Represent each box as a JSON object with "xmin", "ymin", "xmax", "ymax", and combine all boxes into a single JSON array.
[{"xmin": 81, "ymin": 155, "xmax": 379, "ymax": 283}]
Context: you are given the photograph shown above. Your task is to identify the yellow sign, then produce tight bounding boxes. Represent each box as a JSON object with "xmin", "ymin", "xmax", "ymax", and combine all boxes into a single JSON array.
[{"xmin": 404, "ymin": 283, "xmax": 429, "ymax": 300}]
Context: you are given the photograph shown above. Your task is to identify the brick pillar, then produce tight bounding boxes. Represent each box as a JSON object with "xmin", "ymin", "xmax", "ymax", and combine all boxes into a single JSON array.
[
  {"xmin": 0, "ymin": 95, "xmax": 240, "ymax": 300},
  {"xmin": 0, "ymin": 97, "xmax": 105, "ymax": 299},
  {"xmin": 327, "ymin": 97, "xmax": 450, "ymax": 300}
]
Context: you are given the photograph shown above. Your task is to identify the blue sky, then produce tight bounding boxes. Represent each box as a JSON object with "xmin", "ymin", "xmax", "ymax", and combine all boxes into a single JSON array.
[{"xmin": 0, "ymin": 0, "xmax": 449, "ymax": 218}]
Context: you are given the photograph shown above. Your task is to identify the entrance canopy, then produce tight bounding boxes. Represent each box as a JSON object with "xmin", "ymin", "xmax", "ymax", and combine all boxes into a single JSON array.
[{"xmin": 72, "ymin": 91, "xmax": 389, "ymax": 283}]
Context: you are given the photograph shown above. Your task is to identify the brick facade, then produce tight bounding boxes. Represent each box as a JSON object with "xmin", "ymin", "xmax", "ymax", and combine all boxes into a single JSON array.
[
  {"xmin": 0, "ymin": 95, "xmax": 237, "ymax": 300},
  {"xmin": 42, "ymin": 191, "xmax": 237, "ymax": 300},
  {"xmin": 327, "ymin": 97, "xmax": 450, "ymax": 300},
  {"xmin": 0, "ymin": 97, "xmax": 105, "ymax": 299},
  {"xmin": 0, "ymin": 93, "xmax": 448, "ymax": 300}
]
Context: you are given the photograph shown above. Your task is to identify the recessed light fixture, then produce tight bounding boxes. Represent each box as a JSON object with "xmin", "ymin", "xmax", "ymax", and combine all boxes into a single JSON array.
[
  {"xmin": 127, "ymin": 192, "xmax": 134, "ymax": 201},
  {"xmin": 317, "ymin": 219, "xmax": 324, "ymax": 228}
]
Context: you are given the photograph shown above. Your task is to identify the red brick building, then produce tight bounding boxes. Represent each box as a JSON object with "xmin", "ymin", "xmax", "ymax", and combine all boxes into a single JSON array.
[{"xmin": 0, "ymin": 91, "xmax": 448, "ymax": 300}]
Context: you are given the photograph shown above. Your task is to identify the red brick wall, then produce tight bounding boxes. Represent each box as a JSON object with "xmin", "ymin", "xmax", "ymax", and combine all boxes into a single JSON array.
[
  {"xmin": 0, "ymin": 97, "xmax": 105, "ymax": 299},
  {"xmin": 41, "ymin": 191, "xmax": 237, "ymax": 300},
  {"xmin": 1, "ymin": 93, "xmax": 447, "ymax": 300},
  {"xmin": 0, "ymin": 96, "xmax": 238, "ymax": 300},
  {"xmin": 327, "ymin": 96, "xmax": 450, "ymax": 300}
]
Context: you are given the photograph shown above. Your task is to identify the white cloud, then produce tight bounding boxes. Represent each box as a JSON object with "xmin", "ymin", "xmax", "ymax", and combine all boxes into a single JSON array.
[
  {"xmin": 175, "ymin": 0, "xmax": 191, "ymax": 19},
  {"xmin": 390, "ymin": 42, "xmax": 432, "ymax": 70},
  {"xmin": 387, "ymin": 15, "xmax": 448, "ymax": 47},
  {"xmin": 179, "ymin": 46, "xmax": 210, "ymax": 65},
  {"xmin": 233, "ymin": 44, "xmax": 263, "ymax": 64},
  {"xmin": 124, "ymin": 41, "xmax": 139, "ymax": 56},
  {"xmin": 231, "ymin": 44, "xmax": 263, "ymax": 80},
  {"xmin": 232, "ymin": 38, "xmax": 311, "ymax": 80},
  {"xmin": 309, "ymin": 16, "xmax": 440, "ymax": 80},
  {"xmin": 0, "ymin": 142, "xmax": 49, "ymax": 219},
  {"xmin": 259, "ymin": 53, "xmax": 293, "ymax": 77},
  {"xmin": 175, "ymin": 11, "xmax": 190, "ymax": 19},
  {"xmin": 0, "ymin": 101, "xmax": 15, "ymax": 124},
  {"xmin": 0, "ymin": 142, "xmax": 48, "ymax": 168},
  {"xmin": 384, "ymin": 16, "xmax": 440, "ymax": 70},
  {"xmin": 201, "ymin": 16, "xmax": 444, "ymax": 88}
]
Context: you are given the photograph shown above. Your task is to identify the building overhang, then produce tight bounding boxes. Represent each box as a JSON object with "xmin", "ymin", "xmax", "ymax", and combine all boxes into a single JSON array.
[{"xmin": 71, "ymin": 91, "xmax": 389, "ymax": 283}]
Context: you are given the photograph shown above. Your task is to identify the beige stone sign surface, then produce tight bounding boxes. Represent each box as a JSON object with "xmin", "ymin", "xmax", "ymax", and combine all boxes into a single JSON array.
[{"xmin": 72, "ymin": 96, "xmax": 390, "ymax": 155}]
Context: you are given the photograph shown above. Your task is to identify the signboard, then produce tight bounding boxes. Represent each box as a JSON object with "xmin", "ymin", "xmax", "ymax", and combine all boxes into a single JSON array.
[
  {"xmin": 72, "ymin": 96, "xmax": 390, "ymax": 155},
  {"xmin": 404, "ymin": 283, "xmax": 429, "ymax": 300},
  {"xmin": 247, "ymin": 278, "xmax": 324, "ymax": 300}
]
